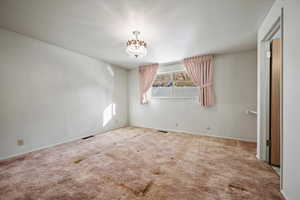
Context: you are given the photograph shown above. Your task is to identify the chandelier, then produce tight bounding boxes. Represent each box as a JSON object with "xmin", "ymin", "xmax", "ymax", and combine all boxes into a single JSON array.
[{"xmin": 126, "ymin": 31, "xmax": 147, "ymax": 58}]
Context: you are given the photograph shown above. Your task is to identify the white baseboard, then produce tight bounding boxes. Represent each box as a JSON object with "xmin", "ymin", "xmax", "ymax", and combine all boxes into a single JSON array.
[
  {"xmin": 0, "ymin": 126, "xmax": 124, "ymax": 161},
  {"xmin": 281, "ymin": 190, "xmax": 288, "ymax": 200},
  {"xmin": 1, "ymin": 124, "xmax": 255, "ymax": 161},
  {"xmin": 133, "ymin": 125, "xmax": 257, "ymax": 143},
  {"xmin": 256, "ymin": 154, "xmax": 261, "ymax": 160}
]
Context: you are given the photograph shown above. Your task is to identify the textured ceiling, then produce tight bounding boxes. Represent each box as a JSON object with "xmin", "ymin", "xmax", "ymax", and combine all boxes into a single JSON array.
[{"xmin": 0, "ymin": 0, "xmax": 274, "ymax": 68}]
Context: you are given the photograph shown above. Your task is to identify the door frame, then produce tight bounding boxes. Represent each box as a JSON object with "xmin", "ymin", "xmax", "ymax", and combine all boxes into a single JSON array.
[{"xmin": 259, "ymin": 8, "xmax": 284, "ymax": 189}]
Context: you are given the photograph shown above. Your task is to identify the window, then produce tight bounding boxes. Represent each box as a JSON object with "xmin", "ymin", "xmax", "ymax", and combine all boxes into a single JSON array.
[{"xmin": 151, "ymin": 64, "xmax": 197, "ymax": 99}]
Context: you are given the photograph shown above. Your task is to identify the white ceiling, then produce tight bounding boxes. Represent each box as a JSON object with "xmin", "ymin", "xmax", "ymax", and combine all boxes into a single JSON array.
[{"xmin": 0, "ymin": 0, "xmax": 274, "ymax": 69}]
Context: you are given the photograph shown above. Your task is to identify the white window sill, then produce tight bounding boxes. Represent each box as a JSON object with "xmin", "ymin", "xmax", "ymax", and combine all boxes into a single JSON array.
[{"xmin": 151, "ymin": 97, "xmax": 197, "ymax": 102}]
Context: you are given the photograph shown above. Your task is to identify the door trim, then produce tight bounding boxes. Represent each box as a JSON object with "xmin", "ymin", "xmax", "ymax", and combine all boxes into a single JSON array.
[{"xmin": 260, "ymin": 8, "xmax": 284, "ymax": 190}]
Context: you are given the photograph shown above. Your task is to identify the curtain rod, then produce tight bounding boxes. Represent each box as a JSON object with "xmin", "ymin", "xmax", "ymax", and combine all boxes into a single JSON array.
[{"xmin": 140, "ymin": 54, "xmax": 215, "ymax": 68}]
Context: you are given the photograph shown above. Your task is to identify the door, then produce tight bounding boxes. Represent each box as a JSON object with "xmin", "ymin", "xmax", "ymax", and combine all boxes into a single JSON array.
[{"xmin": 270, "ymin": 38, "xmax": 282, "ymax": 166}]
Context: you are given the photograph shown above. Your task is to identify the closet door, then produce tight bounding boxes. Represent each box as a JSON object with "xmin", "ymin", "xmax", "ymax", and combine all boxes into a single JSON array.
[{"xmin": 270, "ymin": 38, "xmax": 281, "ymax": 166}]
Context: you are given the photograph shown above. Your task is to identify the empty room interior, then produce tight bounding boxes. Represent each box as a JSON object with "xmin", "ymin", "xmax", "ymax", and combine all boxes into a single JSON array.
[{"xmin": 0, "ymin": 0, "xmax": 299, "ymax": 199}]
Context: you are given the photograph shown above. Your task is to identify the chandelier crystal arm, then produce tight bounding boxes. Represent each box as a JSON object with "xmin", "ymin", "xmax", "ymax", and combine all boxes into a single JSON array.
[{"xmin": 126, "ymin": 31, "xmax": 147, "ymax": 58}]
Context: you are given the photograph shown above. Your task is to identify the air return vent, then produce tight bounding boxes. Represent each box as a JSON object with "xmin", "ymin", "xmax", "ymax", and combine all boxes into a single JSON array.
[
  {"xmin": 158, "ymin": 130, "xmax": 168, "ymax": 133},
  {"xmin": 82, "ymin": 135, "xmax": 94, "ymax": 140}
]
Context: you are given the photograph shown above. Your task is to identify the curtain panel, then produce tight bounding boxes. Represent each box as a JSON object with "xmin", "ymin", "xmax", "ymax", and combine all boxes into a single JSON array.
[
  {"xmin": 139, "ymin": 64, "xmax": 159, "ymax": 104},
  {"xmin": 184, "ymin": 55, "xmax": 214, "ymax": 107}
]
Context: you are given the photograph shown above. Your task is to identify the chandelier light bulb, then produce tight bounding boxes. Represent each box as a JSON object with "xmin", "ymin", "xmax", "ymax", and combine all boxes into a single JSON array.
[{"xmin": 126, "ymin": 31, "xmax": 147, "ymax": 58}]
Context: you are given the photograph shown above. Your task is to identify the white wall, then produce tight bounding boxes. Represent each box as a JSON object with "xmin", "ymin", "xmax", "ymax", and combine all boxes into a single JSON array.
[
  {"xmin": 283, "ymin": 0, "xmax": 300, "ymax": 199},
  {"xmin": 0, "ymin": 28, "xmax": 128, "ymax": 159},
  {"xmin": 129, "ymin": 50, "xmax": 257, "ymax": 142},
  {"xmin": 258, "ymin": 0, "xmax": 300, "ymax": 199}
]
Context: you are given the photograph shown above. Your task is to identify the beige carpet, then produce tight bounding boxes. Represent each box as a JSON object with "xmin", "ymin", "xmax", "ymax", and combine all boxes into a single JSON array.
[{"xmin": 0, "ymin": 127, "xmax": 283, "ymax": 200}]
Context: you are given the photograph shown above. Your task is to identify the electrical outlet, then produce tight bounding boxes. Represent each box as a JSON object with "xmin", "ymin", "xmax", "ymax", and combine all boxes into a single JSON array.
[
  {"xmin": 17, "ymin": 139, "xmax": 24, "ymax": 146},
  {"xmin": 206, "ymin": 126, "xmax": 211, "ymax": 134}
]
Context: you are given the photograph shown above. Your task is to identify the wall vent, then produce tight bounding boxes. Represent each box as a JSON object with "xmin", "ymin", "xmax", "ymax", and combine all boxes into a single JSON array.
[
  {"xmin": 82, "ymin": 135, "xmax": 94, "ymax": 140},
  {"xmin": 158, "ymin": 130, "xmax": 168, "ymax": 133}
]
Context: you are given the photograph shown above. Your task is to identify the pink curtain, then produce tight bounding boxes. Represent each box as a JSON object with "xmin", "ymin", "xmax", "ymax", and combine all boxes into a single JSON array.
[
  {"xmin": 184, "ymin": 55, "xmax": 214, "ymax": 107},
  {"xmin": 139, "ymin": 64, "xmax": 159, "ymax": 104}
]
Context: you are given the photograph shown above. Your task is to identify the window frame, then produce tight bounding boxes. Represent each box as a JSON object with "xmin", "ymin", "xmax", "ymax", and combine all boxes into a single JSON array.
[{"xmin": 151, "ymin": 64, "xmax": 198, "ymax": 100}]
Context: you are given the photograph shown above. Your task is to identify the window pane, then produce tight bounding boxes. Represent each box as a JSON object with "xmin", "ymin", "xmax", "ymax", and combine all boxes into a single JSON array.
[
  {"xmin": 173, "ymin": 72, "xmax": 195, "ymax": 87},
  {"xmin": 152, "ymin": 73, "xmax": 173, "ymax": 97},
  {"xmin": 152, "ymin": 74, "xmax": 173, "ymax": 87},
  {"xmin": 151, "ymin": 69, "xmax": 197, "ymax": 98}
]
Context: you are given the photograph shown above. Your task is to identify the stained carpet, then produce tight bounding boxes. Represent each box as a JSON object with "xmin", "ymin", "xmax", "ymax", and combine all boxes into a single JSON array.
[{"xmin": 0, "ymin": 127, "xmax": 283, "ymax": 200}]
